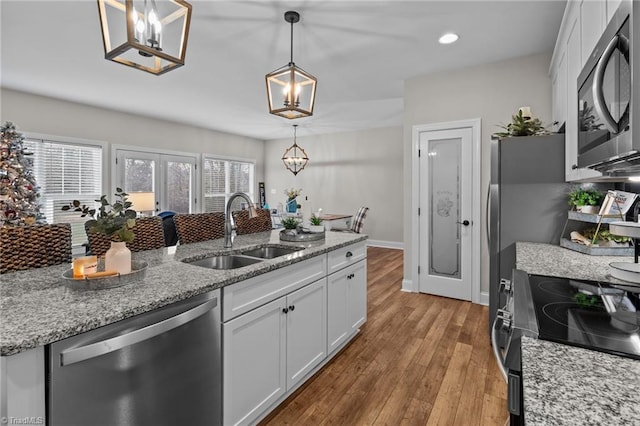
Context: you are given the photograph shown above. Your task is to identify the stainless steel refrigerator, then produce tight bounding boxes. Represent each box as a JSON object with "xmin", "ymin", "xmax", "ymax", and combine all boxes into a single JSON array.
[{"xmin": 488, "ymin": 133, "xmax": 570, "ymax": 331}]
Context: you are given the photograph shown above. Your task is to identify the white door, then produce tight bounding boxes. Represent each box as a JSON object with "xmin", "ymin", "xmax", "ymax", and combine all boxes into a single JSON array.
[
  {"xmin": 418, "ymin": 127, "xmax": 473, "ymax": 300},
  {"xmin": 115, "ymin": 150, "xmax": 196, "ymax": 214}
]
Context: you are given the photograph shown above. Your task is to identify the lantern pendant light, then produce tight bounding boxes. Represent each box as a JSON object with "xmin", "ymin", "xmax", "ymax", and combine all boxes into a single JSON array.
[
  {"xmin": 282, "ymin": 125, "xmax": 309, "ymax": 175},
  {"xmin": 97, "ymin": 0, "xmax": 192, "ymax": 75},
  {"xmin": 266, "ymin": 11, "xmax": 318, "ymax": 119}
]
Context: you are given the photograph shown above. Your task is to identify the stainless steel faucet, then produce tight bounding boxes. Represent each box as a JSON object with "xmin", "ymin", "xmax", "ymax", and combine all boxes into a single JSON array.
[{"xmin": 224, "ymin": 192, "xmax": 258, "ymax": 248}]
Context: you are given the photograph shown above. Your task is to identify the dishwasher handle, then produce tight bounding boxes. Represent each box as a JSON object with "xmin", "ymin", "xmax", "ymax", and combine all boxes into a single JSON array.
[
  {"xmin": 60, "ymin": 297, "xmax": 218, "ymax": 367},
  {"xmin": 490, "ymin": 313, "xmax": 509, "ymax": 382}
]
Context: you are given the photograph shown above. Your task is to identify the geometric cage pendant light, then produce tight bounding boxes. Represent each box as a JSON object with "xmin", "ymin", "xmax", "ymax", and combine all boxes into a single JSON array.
[
  {"xmin": 282, "ymin": 125, "xmax": 309, "ymax": 175},
  {"xmin": 266, "ymin": 11, "xmax": 318, "ymax": 119},
  {"xmin": 97, "ymin": 0, "xmax": 192, "ymax": 76}
]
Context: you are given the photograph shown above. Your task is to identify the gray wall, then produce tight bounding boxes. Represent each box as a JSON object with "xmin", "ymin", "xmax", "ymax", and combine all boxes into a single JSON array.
[
  {"xmin": 264, "ymin": 127, "xmax": 403, "ymax": 247},
  {"xmin": 1, "ymin": 88, "xmax": 265, "ymax": 196},
  {"xmin": 403, "ymin": 52, "xmax": 554, "ymax": 295}
]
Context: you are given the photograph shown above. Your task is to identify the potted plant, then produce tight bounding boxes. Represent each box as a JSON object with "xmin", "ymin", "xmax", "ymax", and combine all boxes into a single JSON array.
[
  {"xmin": 309, "ymin": 214, "xmax": 324, "ymax": 233},
  {"xmin": 494, "ymin": 109, "xmax": 550, "ymax": 137},
  {"xmin": 568, "ymin": 187, "xmax": 604, "ymax": 214},
  {"xmin": 62, "ymin": 188, "xmax": 137, "ymax": 274},
  {"xmin": 281, "ymin": 216, "xmax": 299, "ymax": 234}
]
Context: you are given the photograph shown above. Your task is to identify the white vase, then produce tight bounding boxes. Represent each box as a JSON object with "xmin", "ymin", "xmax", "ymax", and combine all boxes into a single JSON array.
[
  {"xmin": 105, "ymin": 241, "xmax": 131, "ymax": 275},
  {"xmin": 309, "ymin": 225, "xmax": 325, "ymax": 233}
]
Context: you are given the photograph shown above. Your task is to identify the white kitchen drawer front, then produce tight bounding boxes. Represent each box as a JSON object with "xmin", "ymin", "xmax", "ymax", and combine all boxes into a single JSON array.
[
  {"xmin": 222, "ymin": 255, "xmax": 327, "ymax": 322},
  {"xmin": 327, "ymin": 241, "xmax": 366, "ymax": 274}
]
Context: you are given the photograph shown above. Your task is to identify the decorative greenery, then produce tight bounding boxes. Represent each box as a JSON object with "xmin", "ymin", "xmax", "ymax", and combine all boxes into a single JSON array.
[
  {"xmin": 284, "ymin": 188, "xmax": 302, "ymax": 200},
  {"xmin": 573, "ymin": 292, "xmax": 601, "ymax": 308},
  {"xmin": 62, "ymin": 188, "xmax": 137, "ymax": 242},
  {"xmin": 579, "ymin": 104, "xmax": 604, "ymax": 132},
  {"xmin": 568, "ymin": 187, "xmax": 604, "ymax": 208},
  {"xmin": 494, "ymin": 109, "xmax": 550, "ymax": 137},
  {"xmin": 281, "ymin": 216, "xmax": 299, "ymax": 230},
  {"xmin": 310, "ymin": 214, "xmax": 323, "ymax": 226},
  {"xmin": 582, "ymin": 227, "xmax": 632, "ymax": 244}
]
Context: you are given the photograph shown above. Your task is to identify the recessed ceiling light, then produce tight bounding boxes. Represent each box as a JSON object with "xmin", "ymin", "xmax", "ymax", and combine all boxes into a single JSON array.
[{"xmin": 439, "ymin": 33, "xmax": 459, "ymax": 44}]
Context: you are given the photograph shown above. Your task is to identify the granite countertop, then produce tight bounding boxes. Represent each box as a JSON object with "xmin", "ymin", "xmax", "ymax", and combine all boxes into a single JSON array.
[
  {"xmin": 522, "ymin": 336, "xmax": 640, "ymax": 425},
  {"xmin": 0, "ymin": 230, "xmax": 367, "ymax": 356},
  {"xmin": 516, "ymin": 241, "xmax": 634, "ymax": 282}
]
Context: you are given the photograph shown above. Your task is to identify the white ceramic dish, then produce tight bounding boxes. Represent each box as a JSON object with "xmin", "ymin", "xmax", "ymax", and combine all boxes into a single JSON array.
[{"xmin": 609, "ymin": 262, "xmax": 640, "ymax": 284}]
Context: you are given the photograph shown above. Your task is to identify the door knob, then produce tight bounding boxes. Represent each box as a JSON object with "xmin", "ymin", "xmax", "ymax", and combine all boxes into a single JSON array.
[{"xmin": 457, "ymin": 220, "xmax": 470, "ymax": 226}]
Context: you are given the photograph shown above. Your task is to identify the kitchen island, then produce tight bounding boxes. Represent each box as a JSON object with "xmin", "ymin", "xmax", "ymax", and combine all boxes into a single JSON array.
[
  {"xmin": 0, "ymin": 230, "xmax": 367, "ymax": 425},
  {"xmin": 516, "ymin": 242, "xmax": 640, "ymax": 425}
]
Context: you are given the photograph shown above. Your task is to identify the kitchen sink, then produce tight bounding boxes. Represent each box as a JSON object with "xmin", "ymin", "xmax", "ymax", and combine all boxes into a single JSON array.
[
  {"xmin": 184, "ymin": 255, "xmax": 262, "ymax": 270},
  {"xmin": 241, "ymin": 246, "xmax": 303, "ymax": 259}
]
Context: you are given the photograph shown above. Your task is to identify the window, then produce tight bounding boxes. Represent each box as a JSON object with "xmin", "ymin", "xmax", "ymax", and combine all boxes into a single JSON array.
[
  {"xmin": 203, "ymin": 157, "xmax": 254, "ymax": 212},
  {"xmin": 24, "ymin": 137, "xmax": 103, "ymax": 248}
]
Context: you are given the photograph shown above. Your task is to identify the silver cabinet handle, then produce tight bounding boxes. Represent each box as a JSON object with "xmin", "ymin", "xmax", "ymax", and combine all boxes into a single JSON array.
[
  {"xmin": 592, "ymin": 34, "xmax": 629, "ymax": 134},
  {"xmin": 490, "ymin": 314, "xmax": 508, "ymax": 382},
  {"xmin": 60, "ymin": 297, "xmax": 217, "ymax": 366}
]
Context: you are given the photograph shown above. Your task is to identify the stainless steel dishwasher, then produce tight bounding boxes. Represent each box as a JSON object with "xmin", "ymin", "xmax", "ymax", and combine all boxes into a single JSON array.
[{"xmin": 48, "ymin": 288, "xmax": 221, "ymax": 426}]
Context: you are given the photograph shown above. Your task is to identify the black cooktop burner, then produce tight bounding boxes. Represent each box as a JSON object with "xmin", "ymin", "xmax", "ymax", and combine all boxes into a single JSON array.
[{"xmin": 528, "ymin": 275, "xmax": 640, "ymax": 360}]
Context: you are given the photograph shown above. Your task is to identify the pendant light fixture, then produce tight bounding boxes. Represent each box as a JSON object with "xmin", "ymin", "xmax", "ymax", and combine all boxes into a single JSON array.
[
  {"xmin": 266, "ymin": 11, "xmax": 317, "ymax": 119},
  {"xmin": 282, "ymin": 125, "xmax": 309, "ymax": 175},
  {"xmin": 97, "ymin": 0, "xmax": 192, "ymax": 75}
]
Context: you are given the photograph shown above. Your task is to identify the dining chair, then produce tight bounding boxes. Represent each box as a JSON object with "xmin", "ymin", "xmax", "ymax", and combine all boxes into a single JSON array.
[
  {"xmin": 232, "ymin": 208, "xmax": 273, "ymax": 235},
  {"xmin": 331, "ymin": 206, "xmax": 369, "ymax": 234},
  {"xmin": 173, "ymin": 212, "xmax": 225, "ymax": 244},
  {"xmin": 0, "ymin": 223, "xmax": 72, "ymax": 273},
  {"xmin": 85, "ymin": 216, "xmax": 166, "ymax": 257}
]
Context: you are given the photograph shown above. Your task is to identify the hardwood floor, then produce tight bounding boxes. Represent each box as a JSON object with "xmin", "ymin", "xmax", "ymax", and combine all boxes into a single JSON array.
[{"xmin": 260, "ymin": 246, "xmax": 508, "ymax": 426}]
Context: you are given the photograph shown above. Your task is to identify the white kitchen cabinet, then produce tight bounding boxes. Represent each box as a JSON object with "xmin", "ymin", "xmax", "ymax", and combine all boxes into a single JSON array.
[
  {"xmin": 0, "ymin": 347, "xmax": 46, "ymax": 423},
  {"xmin": 285, "ymin": 279, "xmax": 327, "ymax": 389},
  {"xmin": 327, "ymin": 259, "xmax": 367, "ymax": 354},
  {"xmin": 606, "ymin": 0, "xmax": 623, "ymax": 24},
  {"xmin": 223, "ymin": 297, "xmax": 287, "ymax": 426},
  {"xmin": 223, "ymin": 278, "xmax": 327, "ymax": 426},
  {"xmin": 551, "ymin": 49, "xmax": 567, "ymax": 133}
]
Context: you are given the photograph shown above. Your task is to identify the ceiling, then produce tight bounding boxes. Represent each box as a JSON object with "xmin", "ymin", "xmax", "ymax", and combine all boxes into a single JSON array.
[{"xmin": 0, "ymin": 0, "xmax": 567, "ymax": 140}]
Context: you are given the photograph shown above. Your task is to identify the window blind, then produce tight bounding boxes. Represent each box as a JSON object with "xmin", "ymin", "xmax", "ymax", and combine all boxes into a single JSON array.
[
  {"xmin": 24, "ymin": 138, "xmax": 103, "ymax": 247},
  {"xmin": 203, "ymin": 157, "xmax": 254, "ymax": 212}
]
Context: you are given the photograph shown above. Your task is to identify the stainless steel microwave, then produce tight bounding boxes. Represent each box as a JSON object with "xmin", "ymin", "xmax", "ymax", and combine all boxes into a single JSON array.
[{"xmin": 577, "ymin": 1, "xmax": 640, "ymax": 176}]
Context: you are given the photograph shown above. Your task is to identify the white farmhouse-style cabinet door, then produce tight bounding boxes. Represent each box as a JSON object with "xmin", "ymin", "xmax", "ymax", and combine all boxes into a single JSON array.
[
  {"xmin": 285, "ymin": 279, "xmax": 327, "ymax": 389},
  {"xmin": 223, "ymin": 298, "xmax": 287, "ymax": 426}
]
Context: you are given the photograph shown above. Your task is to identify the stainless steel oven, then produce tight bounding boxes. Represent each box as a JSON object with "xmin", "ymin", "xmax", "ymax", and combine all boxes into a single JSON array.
[
  {"xmin": 492, "ymin": 270, "xmax": 640, "ymax": 425},
  {"xmin": 577, "ymin": 0, "xmax": 639, "ymax": 175}
]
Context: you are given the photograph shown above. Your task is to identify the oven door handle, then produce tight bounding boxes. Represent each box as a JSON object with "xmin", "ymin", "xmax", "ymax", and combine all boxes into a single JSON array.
[{"xmin": 491, "ymin": 314, "xmax": 509, "ymax": 382}]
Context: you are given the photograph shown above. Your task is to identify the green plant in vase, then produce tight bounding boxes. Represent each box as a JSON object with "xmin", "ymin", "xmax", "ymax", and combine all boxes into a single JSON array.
[
  {"xmin": 494, "ymin": 109, "xmax": 550, "ymax": 137},
  {"xmin": 310, "ymin": 215, "xmax": 323, "ymax": 226},
  {"xmin": 281, "ymin": 216, "xmax": 299, "ymax": 230},
  {"xmin": 568, "ymin": 187, "xmax": 604, "ymax": 214},
  {"xmin": 62, "ymin": 188, "xmax": 137, "ymax": 242}
]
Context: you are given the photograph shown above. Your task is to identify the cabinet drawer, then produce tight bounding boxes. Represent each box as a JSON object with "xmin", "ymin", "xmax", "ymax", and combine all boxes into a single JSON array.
[
  {"xmin": 222, "ymin": 255, "xmax": 326, "ymax": 322},
  {"xmin": 327, "ymin": 242, "xmax": 366, "ymax": 275}
]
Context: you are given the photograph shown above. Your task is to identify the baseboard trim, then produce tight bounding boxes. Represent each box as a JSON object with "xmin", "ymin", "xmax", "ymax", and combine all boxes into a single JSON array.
[
  {"xmin": 401, "ymin": 278, "xmax": 414, "ymax": 292},
  {"xmin": 366, "ymin": 240, "xmax": 403, "ymax": 249},
  {"xmin": 479, "ymin": 291, "xmax": 489, "ymax": 306}
]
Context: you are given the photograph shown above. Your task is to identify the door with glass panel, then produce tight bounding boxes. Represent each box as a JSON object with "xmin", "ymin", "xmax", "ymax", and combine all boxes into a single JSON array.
[
  {"xmin": 418, "ymin": 127, "xmax": 472, "ymax": 300},
  {"xmin": 115, "ymin": 150, "xmax": 196, "ymax": 214}
]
